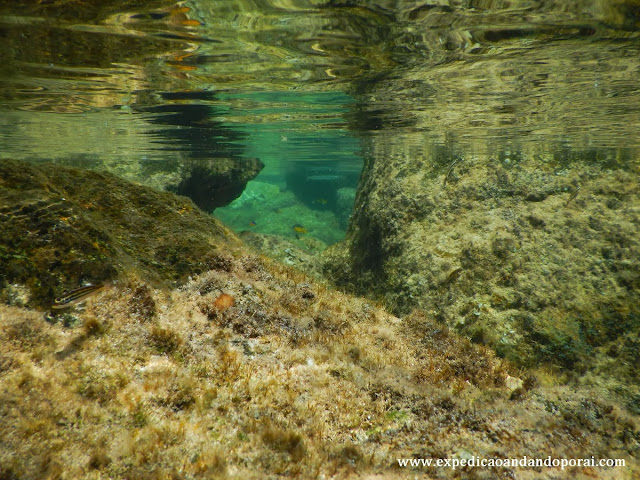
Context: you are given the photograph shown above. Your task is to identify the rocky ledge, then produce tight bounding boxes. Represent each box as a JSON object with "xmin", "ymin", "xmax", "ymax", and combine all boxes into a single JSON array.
[{"xmin": 1, "ymin": 159, "xmax": 638, "ymax": 479}]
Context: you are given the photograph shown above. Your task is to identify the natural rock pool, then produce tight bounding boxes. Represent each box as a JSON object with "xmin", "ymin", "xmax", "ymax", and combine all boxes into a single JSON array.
[{"xmin": 1, "ymin": 1, "xmax": 639, "ymax": 478}]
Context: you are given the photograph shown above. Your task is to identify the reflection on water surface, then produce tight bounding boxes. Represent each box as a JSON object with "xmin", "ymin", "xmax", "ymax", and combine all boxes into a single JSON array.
[
  {"xmin": 0, "ymin": 0, "xmax": 382, "ymax": 246},
  {"xmin": 1, "ymin": 0, "xmax": 639, "ymax": 246}
]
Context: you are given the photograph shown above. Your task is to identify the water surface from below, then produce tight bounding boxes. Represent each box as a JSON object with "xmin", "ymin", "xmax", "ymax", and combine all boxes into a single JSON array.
[
  {"xmin": 0, "ymin": 0, "xmax": 639, "ymax": 246},
  {"xmin": 0, "ymin": 0, "xmax": 376, "ymax": 245}
]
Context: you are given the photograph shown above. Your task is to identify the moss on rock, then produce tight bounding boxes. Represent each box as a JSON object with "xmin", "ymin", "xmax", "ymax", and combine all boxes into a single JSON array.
[{"xmin": 1, "ymin": 157, "xmax": 639, "ymax": 478}]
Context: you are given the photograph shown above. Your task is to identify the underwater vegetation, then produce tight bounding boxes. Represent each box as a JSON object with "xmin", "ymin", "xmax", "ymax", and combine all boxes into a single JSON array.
[
  {"xmin": 0, "ymin": 159, "xmax": 639, "ymax": 479},
  {"xmin": 0, "ymin": 158, "xmax": 242, "ymax": 310},
  {"xmin": 324, "ymin": 140, "xmax": 640, "ymax": 413},
  {"xmin": 1, "ymin": 0, "xmax": 640, "ymax": 477}
]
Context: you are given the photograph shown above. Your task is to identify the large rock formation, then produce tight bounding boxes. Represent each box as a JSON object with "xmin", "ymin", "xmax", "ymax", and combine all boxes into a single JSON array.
[
  {"xmin": 1, "ymin": 158, "xmax": 638, "ymax": 479},
  {"xmin": 0, "ymin": 159, "xmax": 242, "ymax": 309},
  {"xmin": 326, "ymin": 140, "xmax": 640, "ymax": 373},
  {"xmin": 324, "ymin": 1, "xmax": 640, "ymax": 409},
  {"xmin": 174, "ymin": 157, "xmax": 265, "ymax": 211}
]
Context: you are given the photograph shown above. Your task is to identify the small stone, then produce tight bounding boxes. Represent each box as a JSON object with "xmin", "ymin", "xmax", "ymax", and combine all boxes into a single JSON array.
[{"xmin": 505, "ymin": 375, "xmax": 524, "ymax": 391}]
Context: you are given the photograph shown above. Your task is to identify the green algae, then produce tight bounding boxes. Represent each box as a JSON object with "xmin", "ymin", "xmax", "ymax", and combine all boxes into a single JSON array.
[
  {"xmin": 0, "ymin": 158, "xmax": 241, "ymax": 309},
  {"xmin": 324, "ymin": 141, "xmax": 640, "ymax": 412},
  {"xmin": 0, "ymin": 158, "xmax": 639, "ymax": 479}
]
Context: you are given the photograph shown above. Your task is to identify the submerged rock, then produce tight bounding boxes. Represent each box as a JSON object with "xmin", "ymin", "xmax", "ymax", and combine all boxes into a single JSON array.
[
  {"xmin": 173, "ymin": 157, "xmax": 264, "ymax": 212},
  {"xmin": 324, "ymin": 136, "xmax": 640, "ymax": 405},
  {"xmin": 1, "ymin": 157, "xmax": 639, "ymax": 479},
  {"xmin": 320, "ymin": 1, "xmax": 640, "ymax": 407},
  {"xmin": 0, "ymin": 158, "xmax": 241, "ymax": 309}
]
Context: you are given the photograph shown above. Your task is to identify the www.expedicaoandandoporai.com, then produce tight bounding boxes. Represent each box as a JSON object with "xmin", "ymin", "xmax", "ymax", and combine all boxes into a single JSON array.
[{"xmin": 397, "ymin": 456, "xmax": 626, "ymax": 470}]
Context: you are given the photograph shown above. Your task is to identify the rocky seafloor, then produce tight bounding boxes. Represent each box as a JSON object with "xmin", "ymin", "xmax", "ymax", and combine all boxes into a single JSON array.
[
  {"xmin": 319, "ymin": 0, "xmax": 640, "ymax": 419},
  {"xmin": 323, "ymin": 134, "xmax": 640, "ymax": 418},
  {"xmin": 1, "ymin": 159, "xmax": 639, "ymax": 479}
]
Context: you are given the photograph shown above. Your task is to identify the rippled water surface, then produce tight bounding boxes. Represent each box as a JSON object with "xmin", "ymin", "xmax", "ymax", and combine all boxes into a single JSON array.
[{"xmin": 1, "ymin": 0, "xmax": 639, "ymax": 243}]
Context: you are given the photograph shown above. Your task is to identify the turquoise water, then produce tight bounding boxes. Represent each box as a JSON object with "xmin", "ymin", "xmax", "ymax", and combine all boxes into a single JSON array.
[
  {"xmin": 214, "ymin": 91, "xmax": 361, "ymax": 245},
  {"xmin": 1, "ymin": 0, "xmax": 639, "ymax": 246},
  {"xmin": 0, "ymin": 1, "xmax": 370, "ymax": 247}
]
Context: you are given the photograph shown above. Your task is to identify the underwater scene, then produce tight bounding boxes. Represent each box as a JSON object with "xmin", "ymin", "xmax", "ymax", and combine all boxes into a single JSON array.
[{"xmin": 0, "ymin": 1, "xmax": 639, "ymax": 479}]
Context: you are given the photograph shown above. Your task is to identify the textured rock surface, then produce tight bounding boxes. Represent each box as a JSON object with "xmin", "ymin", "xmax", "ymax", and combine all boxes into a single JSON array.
[
  {"xmin": 324, "ymin": 135, "xmax": 640, "ymax": 405},
  {"xmin": 320, "ymin": 0, "xmax": 640, "ymax": 410},
  {"xmin": 174, "ymin": 157, "xmax": 264, "ymax": 211},
  {"xmin": 0, "ymin": 159, "xmax": 241, "ymax": 309},
  {"xmin": 1, "ymin": 156, "xmax": 638, "ymax": 479}
]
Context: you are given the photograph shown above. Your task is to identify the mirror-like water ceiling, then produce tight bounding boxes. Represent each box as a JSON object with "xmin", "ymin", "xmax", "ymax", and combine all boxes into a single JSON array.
[
  {"xmin": 1, "ymin": 1, "xmax": 639, "ymax": 248},
  {"xmin": 0, "ymin": 1, "xmax": 380, "ymax": 249}
]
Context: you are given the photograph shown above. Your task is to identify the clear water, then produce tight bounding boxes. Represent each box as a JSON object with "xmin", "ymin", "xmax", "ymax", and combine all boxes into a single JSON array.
[
  {"xmin": 1, "ymin": 0, "xmax": 639, "ymax": 246},
  {"xmin": 0, "ymin": 0, "xmax": 372, "ymax": 247},
  {"xmin": 213, "ymin": 91, "xmax": 362, "ymax": 245},
  {"xmin": 2, "ymin": 3, "xmax": 640, "ymax": 471}
]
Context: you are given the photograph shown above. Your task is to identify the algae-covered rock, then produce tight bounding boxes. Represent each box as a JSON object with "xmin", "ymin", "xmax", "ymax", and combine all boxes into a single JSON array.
[
  {"xmin": 1, "ymin": 247, "xmax": 639, "ymax": 479},
  {"xmin": 173, "ymin": 157, "xmax": 264, "ymax": 211},
  {"xmin": 1, "ymin": 158, "xmax": 639, "ymax": 480},
  {"xmin": 0, "ymin": 159, "xmax": 242, "ymax": 309},
  {"xmin": 336, "ymin": 186, "xmax": 356, "ymax": 229},
  {"xmin": 325, "ymin": 140, "xmax": 640, "ymax": 397},
  {"xmin": 319, "ymin": 0, "xmax": 640, "ymax": 402},
  {"xmin": 238, "ymin": 230, "xmax": 327, "ymax": 279}
]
